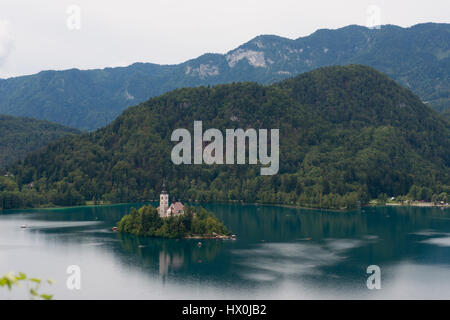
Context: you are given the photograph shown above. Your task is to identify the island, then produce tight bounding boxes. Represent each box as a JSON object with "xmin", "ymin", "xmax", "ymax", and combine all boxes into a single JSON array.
[
  {"xmin": 117, "ymin": 183, "xmax": 232, "ymax": 239},
  {"xmin": 117, "ymin": 204, "xmax": 232, "ymax": 239}
]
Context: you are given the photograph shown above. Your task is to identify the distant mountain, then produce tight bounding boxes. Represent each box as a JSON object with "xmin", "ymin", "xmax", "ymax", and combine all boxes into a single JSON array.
[
  {"xmin": 0, "ymin": 23, "xmax": 448, "ymax": 130},
  {"xmin": 8, "ymin": 66, "xmax": 449, "ymax": 210},
  {"xmin": 0, "ymin": 115, "xmax": 80, "ymax": 168}
]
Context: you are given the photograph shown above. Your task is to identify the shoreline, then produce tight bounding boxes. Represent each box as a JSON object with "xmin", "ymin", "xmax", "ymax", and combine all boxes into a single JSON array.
[
  {"xmin": 385, "ymin": 202, "xmax": 449, "ymax": 208},
  {"xmin": 0, "ymin": 201, "xmax": 354, "ymax": 213},
  {"xmin": 2, "ymin": 200, "xmax": 448, "ymax": 213},
  {"xmin": 184, "ymin": 234, "xmax": 236, "ymax": 240},
  {"xmin": 0, "ymin": 201, "xmax": 150, "ymax": 212}
]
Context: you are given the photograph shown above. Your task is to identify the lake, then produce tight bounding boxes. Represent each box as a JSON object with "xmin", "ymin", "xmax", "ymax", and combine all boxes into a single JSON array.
[{"xmin": 1, "ymin": 203, "xmax": 450, "ymax": 299}]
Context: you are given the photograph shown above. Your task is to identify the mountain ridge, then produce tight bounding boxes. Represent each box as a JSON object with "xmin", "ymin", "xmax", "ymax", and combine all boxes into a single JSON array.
[{"xmin": 0, "ymin": 22, "xmax": 448, "ymax": 130}]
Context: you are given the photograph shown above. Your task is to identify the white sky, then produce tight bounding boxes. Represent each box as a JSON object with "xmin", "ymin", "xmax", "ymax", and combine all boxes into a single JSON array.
[{"xmin": 0, "ymin": 0, "xmax": 449, "ymax": 78}]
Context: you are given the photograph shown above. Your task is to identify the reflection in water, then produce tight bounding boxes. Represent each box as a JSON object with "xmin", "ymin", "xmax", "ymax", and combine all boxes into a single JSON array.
[
  {"xmin": 0, "ymin": 203, "xmax": 449, "ymax": 299},
  {"xmin": 233, "ymin": 239, "xmax": 368, "ymax": 281},
  {"xmin": 116, "ymin": 232, "xmax": 225, "ymax": 280},
  {"xmin": 159, "ymin": 251, "xmax": 184, "ymax": 277},
  {"xmin": 419, "ymin": 233, "xmax": 450, "ymax": 247}
]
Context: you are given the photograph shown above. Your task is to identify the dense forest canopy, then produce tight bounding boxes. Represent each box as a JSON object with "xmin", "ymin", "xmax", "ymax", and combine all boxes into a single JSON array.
[
  {"xmin": 0, "ymin": 115, "xmax": 80, "ymax": 168},
  {"xmin": 0, "ymin": 23, "xmax": 448, "ymax": 130},
  {"xmin": 4, "ymin": 65, "xmax": 450, "ymax": 210}
]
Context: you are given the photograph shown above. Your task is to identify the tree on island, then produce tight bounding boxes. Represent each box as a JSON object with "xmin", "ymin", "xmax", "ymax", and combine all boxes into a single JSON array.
[{"xmin": 117, "ymin": 205, "xmax": 231, "ymax": 239}]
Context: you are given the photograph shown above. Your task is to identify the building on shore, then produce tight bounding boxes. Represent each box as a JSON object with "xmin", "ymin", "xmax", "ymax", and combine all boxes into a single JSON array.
[{"xmin": 157, "ymin": 182, "xmax": 185, "ymax": 218}]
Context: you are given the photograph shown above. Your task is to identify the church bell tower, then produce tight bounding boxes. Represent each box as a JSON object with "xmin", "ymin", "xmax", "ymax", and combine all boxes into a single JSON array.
[{"xmin": 159, "ymin": 182, "xmax": 169, "ymax": 217}]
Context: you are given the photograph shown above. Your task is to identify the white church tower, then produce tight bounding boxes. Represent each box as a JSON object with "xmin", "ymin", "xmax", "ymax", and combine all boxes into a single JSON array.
[{"xmin": 159, "ymin": 182, "xmax": 169, "ymax": 218}]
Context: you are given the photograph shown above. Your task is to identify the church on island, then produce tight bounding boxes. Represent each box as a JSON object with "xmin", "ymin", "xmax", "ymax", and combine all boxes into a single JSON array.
[{"xmin": 157, "ymin": 183, "xmax": 185, "ymax": 218}]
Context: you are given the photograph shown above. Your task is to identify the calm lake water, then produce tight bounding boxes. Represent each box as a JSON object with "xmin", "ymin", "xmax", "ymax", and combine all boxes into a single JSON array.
[{"xmin": 1, "ymin": 203, "xmax": 450, "ymax": 300}]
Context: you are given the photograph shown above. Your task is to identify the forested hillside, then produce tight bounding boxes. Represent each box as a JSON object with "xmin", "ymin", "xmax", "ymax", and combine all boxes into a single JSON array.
[
  {"xmin": 0, "ymin": 23, "xmax": 448, "ymax": 130},
  {"xmin": 4, "ymin": 65, "xmax": 449, "ymax": 210},
  {"xmin": 0, "ymin": 115, "xmax": 80, "ymax": 168}
]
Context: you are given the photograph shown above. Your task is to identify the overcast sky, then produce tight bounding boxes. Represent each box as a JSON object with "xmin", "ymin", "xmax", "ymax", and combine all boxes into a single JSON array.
[{"xmin": 0, "ymin": 0, "xmax": 448, "ymax": 78}]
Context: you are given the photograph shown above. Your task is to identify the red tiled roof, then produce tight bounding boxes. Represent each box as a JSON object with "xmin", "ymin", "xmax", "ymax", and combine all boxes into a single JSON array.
[{"xmin": 170, "ymin": 202, "xmax": 184, "ymax": 212}]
